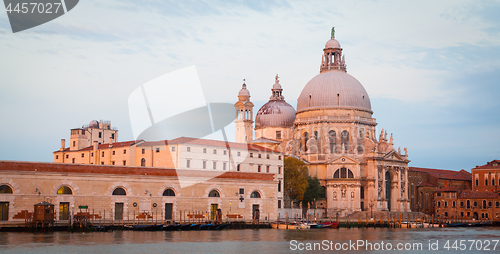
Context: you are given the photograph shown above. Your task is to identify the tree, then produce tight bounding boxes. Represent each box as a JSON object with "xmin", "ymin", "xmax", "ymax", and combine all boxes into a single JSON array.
[
  {"xmin": 284, "ymin": 157, "xmax": 309, "ymax": 206},
  {"xmin": 303, "ymin": 176, "xmax": 323, "ymax": 205},
  {"xmin": 302, "ymin": 176, "xmax": 324, "ymax": 217}
]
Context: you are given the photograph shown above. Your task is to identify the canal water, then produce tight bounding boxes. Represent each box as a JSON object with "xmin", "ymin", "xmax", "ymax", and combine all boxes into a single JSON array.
[{"xmin": 1, "ymin": 227, "xmax": 499, "ymax": 253}]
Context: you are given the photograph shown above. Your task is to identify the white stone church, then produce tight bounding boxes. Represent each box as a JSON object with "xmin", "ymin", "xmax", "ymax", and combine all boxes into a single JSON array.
[{"xmin": 234, "ymin": 28, "xmax": 411, "ymax": 216}]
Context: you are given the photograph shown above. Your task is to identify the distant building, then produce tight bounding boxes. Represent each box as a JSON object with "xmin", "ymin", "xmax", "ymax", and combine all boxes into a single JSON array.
[
  {"xmin": 408, "ymin": 167, "xmax": 471, "ymax": 214},
  {"xmin": 471, "ymin": 160, "xmax": 500, "ymax": 193},
  {"xmin": 434, "ymin": 187, "xmax": 500, "ymax": 221},
  {"xmin": 68, "ymin": 120, "xmax": 118, "ymax": 151}
]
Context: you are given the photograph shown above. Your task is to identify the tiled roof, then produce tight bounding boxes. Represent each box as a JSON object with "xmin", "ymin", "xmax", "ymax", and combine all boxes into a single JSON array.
[
  {"xmin": 473, "ymin": 160, "xmax": 500, "ymax": 170},
  {"xmin": 138, "ymin": 140, "xmax": 169, "ymax": 147},
  {"xmin": 417, "ymin": 181, "xmax": 436, "ymax": 187},
  {"xmin": 434, "ymin": 186, "xmax": 460, "ymax": 193},
  {"xmin": 54, "ymin": 140, "xmax": 142, "ymax": 153},
  {"xmin": 409, "ymin": 167, "xmax": 472, "ymax": 181},
  {"xmin": 250, "ymin": 138, "xmax": 281, "ymax": 144},
  {"xmin": 0, "ymin": 161, "xmax": 275, "ymax": 181},
  {"xmin": 458, "ymin": 190, "xmax": 500, "ymax": 199},
  {"xmin": 168, "ymin": 137, "xmax": 279, "ymax": 153}
]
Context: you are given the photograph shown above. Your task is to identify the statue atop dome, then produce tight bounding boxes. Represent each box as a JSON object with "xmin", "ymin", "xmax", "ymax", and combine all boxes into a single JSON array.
[{"xmin": 331, "ymin": 27, "xmax": 335, "ymax": 38}]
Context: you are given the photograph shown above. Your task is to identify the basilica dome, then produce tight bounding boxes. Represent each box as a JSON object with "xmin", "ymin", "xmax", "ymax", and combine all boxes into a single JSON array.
[
  {"xmin": 255, "ymin": 75, "xmax": 296, "ymax": 129},
  {"xmin": 255, "ymin": 100, "xmax": 296, "ymax": 129},
  {"xmin": 296, "ymin": 70, "xmax": 371, "ymax": 112},
  {"xmin": 296, "ymin": 30, "xmax": 371, "ymax": 113}
]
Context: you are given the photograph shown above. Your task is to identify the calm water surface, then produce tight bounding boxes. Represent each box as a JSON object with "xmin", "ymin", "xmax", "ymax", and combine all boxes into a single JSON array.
[{"xmin": 1, "ymin": 227, "xmax": 499, "ymax": 253}]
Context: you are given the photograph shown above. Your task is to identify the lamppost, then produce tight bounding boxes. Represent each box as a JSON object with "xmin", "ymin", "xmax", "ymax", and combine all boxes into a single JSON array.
[{"xmin": 369, "ymin": 201, "xmax": 374, "ymax": 219}]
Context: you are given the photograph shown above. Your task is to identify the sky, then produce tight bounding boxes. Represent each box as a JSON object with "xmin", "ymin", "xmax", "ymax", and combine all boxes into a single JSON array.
[{"xmin": 0, "ymin": 0, "xmax": 499, "ymax": 171}]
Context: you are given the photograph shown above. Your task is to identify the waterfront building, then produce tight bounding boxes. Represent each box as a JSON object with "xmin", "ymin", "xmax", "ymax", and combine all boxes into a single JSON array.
[
  {"xmin": 0, "ymin": 161, "xmax": 280, "ymax": 223},
  {"xmin": 236, "ymin": 28, "xmax": 410, "ymax": 216},
  {"xmin": 407, "ymin": 167, "xmax": 472, "ymax": 214},
  {"xmin": 471, "ymin": 160, "xmax": 500, "ymax": 193},
  {"xmin": 434, "ymin": 187, "xmax": 500, "ymax": 221}
]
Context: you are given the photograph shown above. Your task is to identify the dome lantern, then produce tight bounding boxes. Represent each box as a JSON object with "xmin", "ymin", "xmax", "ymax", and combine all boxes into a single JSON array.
[{"xmin": 321, "ymin": 27, "xmax": 347, "ymax": 73}]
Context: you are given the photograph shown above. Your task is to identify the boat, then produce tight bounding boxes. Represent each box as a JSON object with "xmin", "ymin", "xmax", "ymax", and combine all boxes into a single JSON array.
[
  {"xmin": 298, "ymin": 223, "xmax": 310, "ymax": 229},
  {"xmin": 189, "ymin": 224, "xmax": 201, "ymax": 230},
  {"xmin": 180, "ymin": 224, "xmax": 194, "ymax": 230},
  {"xmin": 319, "ymin": 222, "xmax": 338, "ymax": 228},
  {"xmin": 199, "ymin": 224, "xmax": 212, "ymax": 230},
  {"xmin": 163, "ymin": 224, "xmax": 181, "ymax": 231},
  {"xmin": 213, "ymin": 223, "xmax": 230, "ymax": 230}
]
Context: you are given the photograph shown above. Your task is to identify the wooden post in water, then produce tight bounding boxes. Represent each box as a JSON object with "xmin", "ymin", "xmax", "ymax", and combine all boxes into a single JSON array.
[
  {"xmin": 365, "ymin": 213, "xmax": 368, "ymax": 227},
  {"xmin": 285, "ymin": 212, "xmax": 289, "ymax": 229},
  {"xmin": 277, "ymin": 213, "xmax": 280, "ymax": 229}
]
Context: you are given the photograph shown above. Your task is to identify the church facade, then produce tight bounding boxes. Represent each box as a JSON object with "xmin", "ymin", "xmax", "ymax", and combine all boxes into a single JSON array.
[{"xmin": 235, "ymin": 28, "xmax": 411, "ymax": 216}]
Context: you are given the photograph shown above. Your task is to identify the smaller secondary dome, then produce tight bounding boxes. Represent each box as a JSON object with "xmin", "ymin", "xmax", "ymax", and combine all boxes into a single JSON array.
[
  {"xmin": 255, "ymin": 101, "xmax": 296, "ymax": 129},
  {"xmin": 89, "ymin": 120, "xmax": 99, "ymax": 128},
  {"xmin": 325, "ymin": 38, "xmax": 341, "ymax": 49},
  {"xmin": 238, "ymin": 84, "xmax": 250, "ymax": 96},
  {"xmin": 255, "ymin": 75, "xmax": 295, "ymax": 129}
]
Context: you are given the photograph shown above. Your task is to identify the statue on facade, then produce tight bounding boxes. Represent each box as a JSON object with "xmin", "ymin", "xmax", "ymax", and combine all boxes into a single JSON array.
[
  {"xmin": 379, "ymin": 129, "xmax": 384, "ymax": 141},
  {"xmin": 341, "ymin": 186, "xmax": 346, "ymax": 197},
  {"xmin": 398, "ymin": 147, "xmax": 401, "ymax": 154},
  {"xmin": 307, "ymin": 138, "xmax": 318, "ymax": 153},
  {"xmin": 333, "ymin": 191, "xmax": 337, "ymax": 199},
  {"xmin": 404, "ymin": 147, "xmax": 408, "ymax": 156},
  {"xmin": 389, "ymin": 133, "xmax": 393, "ymax": 144},
  {"xmin": 378, "ymin": 186, "xmax": 383, "ymax": 198}
]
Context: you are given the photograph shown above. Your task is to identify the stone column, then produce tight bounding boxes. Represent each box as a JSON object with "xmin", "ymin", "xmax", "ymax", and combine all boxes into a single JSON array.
[{"xmin": 397, "ymin": 167, "xmax": 401, "ymax": 212}]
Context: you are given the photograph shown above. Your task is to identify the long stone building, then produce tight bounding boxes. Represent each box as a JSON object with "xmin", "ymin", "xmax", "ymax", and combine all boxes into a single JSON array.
[{"xmin": 0, "ymin": 161, "xmax": 280, "ymax": 223}]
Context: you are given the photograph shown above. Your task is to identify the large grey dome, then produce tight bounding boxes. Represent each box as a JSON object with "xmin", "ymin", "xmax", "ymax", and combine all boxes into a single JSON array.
[
  {"xmin": 255, "ymin": 100, "xmax": 296, "ymax": 129},
  {"xmin": 296, "ymin": 70, "xmax": 371, "ymax": 112}
]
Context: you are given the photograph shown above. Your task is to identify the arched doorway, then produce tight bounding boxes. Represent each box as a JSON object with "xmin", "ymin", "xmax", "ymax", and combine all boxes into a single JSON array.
[
  {"xmin": 473, "ymin": 212, "xmax": 479, "ymax": 220},
  {"xmin": 385, "ymin": 171, "xmax": 391, "ymax": 211}
]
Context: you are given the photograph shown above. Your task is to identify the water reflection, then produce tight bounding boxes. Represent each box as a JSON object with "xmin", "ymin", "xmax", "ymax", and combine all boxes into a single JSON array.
[{"xmin": 0, "ymin": 228, "xmax": 499, "ymax": 253}]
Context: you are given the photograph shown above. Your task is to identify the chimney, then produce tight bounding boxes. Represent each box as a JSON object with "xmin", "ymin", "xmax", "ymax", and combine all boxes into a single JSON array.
[
  {"xmin": 60, "ymin": 139, "xmax": 65, "ymax": 151},
  {"xmin": 93, "ymin": 141, "xmax": 98, "ymax": 164},
  {"xmin": 109, "ymin": 137, "xmax": 113, "ymax": 148}
]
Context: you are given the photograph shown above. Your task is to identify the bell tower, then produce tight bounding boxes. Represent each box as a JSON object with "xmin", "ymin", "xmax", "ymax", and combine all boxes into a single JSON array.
[{"xmin": 234, "ymin": 80, "xmax": 254, "ymax": 143}]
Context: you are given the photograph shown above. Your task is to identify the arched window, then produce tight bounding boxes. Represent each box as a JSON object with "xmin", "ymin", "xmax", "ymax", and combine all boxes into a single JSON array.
[
  {"xmin": 141, "ymin": 158, "xmax": 146, "ymax": 167},
  {"xmin": 0, "ymin": 185, "xmax": 13, "ymax": 194},
  {"xmin": 208, "ymin": 190, "xmax": 220, "ymax": 197},
  {"xmin": 57, "ymin": 186, "xmax": 72, "ymax": 195},
  {"xmin": 341, "ymin": 130, "xmax": 349, "ymax": 150},
  {"xmin": 112, "ymin": 187, "xmax": 126, "ymax": 196},
  {"xmin": 329, "ymin": 130, "xmax": 336, "ymax": 153},
  {"xmin": 466, "ymin": 200, "xmax": 470, "ymax": 209},
  {"xmin": 304, "ymin": 132, "xmax": 309, "ymax": 152},
  {"xmin": 163, "ymin": 188, "xmax": 175, "ymax": 196},
  {"xmin": 250, "ymin": 191, "xmax": 261, "ymax": 198},
  {"xmin": 483, "ymin": 200, "xmax": 487, "ymax": 209},
  {"xmin": 333, "ymin": 168, "xmax": 354, "ymax": 179}
]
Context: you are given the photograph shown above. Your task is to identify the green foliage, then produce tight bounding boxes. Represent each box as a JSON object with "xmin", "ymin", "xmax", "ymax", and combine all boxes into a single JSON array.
[
  {"xmin": 302, "ymin": 176, "xmax": 323, "ymax": 204},
  {"xmin": 284, "ymin": 157, "xmax": 309, "ymax": 202}
]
